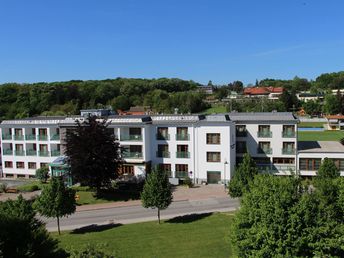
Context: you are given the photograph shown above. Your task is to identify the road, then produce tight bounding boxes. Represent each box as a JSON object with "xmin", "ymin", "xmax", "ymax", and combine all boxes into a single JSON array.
[{"xmin": 44, "ymin": 197, "xmax": 240, "ymax": 232}]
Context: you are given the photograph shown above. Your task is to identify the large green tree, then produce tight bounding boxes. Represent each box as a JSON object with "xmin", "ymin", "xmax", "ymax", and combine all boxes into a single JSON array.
[
  {"xmin": 141, "ymin": 169, "xmax": 173, "ymax": 224},
  {"xmin": 317, "ymin": 158, "xmax": 340, "ymax": 179},
  {"xmin": 323, "ymin": 93, "xmax": 341, "ymax": 114},
  {"xmin": 65, "ymin": 116, "xmax": 122, "ymax": 194},
  {"xmin": 34, "ymin": 177, "xmax": 76, "ymax": 235},
  {"xmin": 0, "ymin": 195, "xmax": 67, "ymax": 257},
  {"xmin": 228, "ymin": 153, "xmax": 258, "ymax": 197}
]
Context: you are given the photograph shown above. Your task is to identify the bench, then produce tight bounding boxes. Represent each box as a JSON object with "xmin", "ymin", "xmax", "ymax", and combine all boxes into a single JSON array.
[{"xmin": 6, "ymin": 188, "xmax": 18, "ymax": 194}]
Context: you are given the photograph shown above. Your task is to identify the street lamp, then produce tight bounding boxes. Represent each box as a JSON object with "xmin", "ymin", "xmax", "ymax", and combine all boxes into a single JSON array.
[{"xmin": 224, "ymin": 160, "xmax": 228, "ymax": 192}]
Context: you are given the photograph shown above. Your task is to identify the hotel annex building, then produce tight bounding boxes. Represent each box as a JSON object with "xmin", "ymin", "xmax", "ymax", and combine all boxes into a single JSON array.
[{"xmin": 1, "ymin": 111, "xmax": 344, "ymax": 183}]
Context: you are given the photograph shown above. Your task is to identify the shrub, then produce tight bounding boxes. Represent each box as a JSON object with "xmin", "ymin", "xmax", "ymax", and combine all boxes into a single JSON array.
[
  {"xmin": 16, "ymin": 183, "xmax": 40, "ymax": 192},
  {"xmin": 69, "ymin": 244, "xmax": 117, "ymax": 258},
  {"xmin": 71, "ymin": 185, "xmax": 93, "ymax": 192},
  {"xmin": 0, "ymin": 183, "xmax": 7, "ymax": 193},
  {"xmin": 35, "ymin": 167, "xmax": 49, "ymax": 183},
  {"xmin": 183, "ymin": 177, "xmax": 193, "ymax": 188}
]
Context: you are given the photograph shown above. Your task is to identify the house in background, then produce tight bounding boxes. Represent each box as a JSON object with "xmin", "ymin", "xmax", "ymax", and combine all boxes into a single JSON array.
[
  {"xmin": 243, "ymin": 87, "xmax": 283, "ymax": 100},
  {"xmin": 325, "ymin": 115, "xmax": 344, "ymax": 130}
]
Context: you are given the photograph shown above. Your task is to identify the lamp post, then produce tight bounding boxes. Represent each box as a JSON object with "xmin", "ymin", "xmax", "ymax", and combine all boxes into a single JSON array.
[{"xmin": 224, "ymin": 160, "xmax": 228, "ymax": 192}]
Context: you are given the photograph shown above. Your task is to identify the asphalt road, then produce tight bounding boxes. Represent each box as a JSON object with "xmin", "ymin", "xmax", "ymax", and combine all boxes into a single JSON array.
[{"xmin": 44, "ymin": 197, "xmax": 240, "ymax": 232}]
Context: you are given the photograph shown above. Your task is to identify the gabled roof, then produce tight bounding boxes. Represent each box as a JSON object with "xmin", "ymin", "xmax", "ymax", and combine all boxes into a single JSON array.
[{"xmin": 244, "ymin": 86, "xmax": 284, "ymax": 95}]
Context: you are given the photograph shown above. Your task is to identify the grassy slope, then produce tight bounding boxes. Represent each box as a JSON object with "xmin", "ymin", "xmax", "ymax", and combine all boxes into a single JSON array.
[
  {"xmin": 204, "ymin": 105, "xmax": 227, "ymax": 114},
  {"xmin": 54, "ymin": 212, "xmax": 235, "ymax": 258},
  {"xmin": 298, "ymin": 131, "xmax": 344, "ymax": 141},
  {"xmin": 298, "ymin": 122, "xmax": 325, "ymax": 128}
]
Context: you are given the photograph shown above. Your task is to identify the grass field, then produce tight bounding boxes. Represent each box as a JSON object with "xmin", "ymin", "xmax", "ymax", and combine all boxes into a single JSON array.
[
  {"xmin": 54, "ymin": 212, "xmax": 235, "ymax": 258},
  {"xmin": 204, "ymin": 105, "xmax": 227, "ymax": 114},
  {"xmin": 298, "ymin": 122, "xmax": 325, "ymax": 128},
  {"xmin": 298, "ymin": 131, "xmax": 344, "ymax": 141},
  {"xmin": 75, "ymin": 190, "xmax": 141, "ymax": 205}
]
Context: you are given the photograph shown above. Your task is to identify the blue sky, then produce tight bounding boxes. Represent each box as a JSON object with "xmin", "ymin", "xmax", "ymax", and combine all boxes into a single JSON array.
[{"xmin": 0, "ymin": 0, "xmax": 343, "ymax": 85}]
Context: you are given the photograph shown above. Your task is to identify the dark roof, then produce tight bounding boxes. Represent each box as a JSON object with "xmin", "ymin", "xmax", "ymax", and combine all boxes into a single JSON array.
[{"xmin": 228, "ymin": 112, "xmax": 298, "ymax": 122}]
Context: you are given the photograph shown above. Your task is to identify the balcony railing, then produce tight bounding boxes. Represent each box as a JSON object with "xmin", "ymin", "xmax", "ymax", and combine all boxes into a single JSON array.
[
  {"xmin": 257, "ymin": 131, "xmax": 272, "ymax": 138},
  {"xmin": 257, "ymin": 164, "xmax": 296, "ymax": 173},
  {"xmin": 156, "ymin": 151, "xmax": 170, "ymax": 158},
  {"xmin": 2, "ymin": 134, "xmax": 12, "ymax": 140},
  {"xmin": 282, "ymin": 131, "xmax": 296, "ymax": 138},
  {"xmin": 37, "ymin": 135, "xmax": 48, "ymax": 141},
  {"xmin": 176, "ymin": 134, "xmax": 190, "ymax": 141},
  {"xmin": 176, "ymin": 151, "xmax": 190, "ymax": 158},
  {"xmin": 3, "ymin": 149, "xmax": 13, "ymax": 155},
  {"xmin": 282, "ymin": 148, "xmax": 296, "ymax": 155},
  {"xmin": 236, "ymin": 130, "xmax": 247, "ymax": 137},
  {"xmin": 156, "ymin": 133, "xmax": 170, "ymax": 140},
  {"xmin": 50, "ymin": 134, "xmax": 60, "ymax": 141},
  {"xmin": 25, "ymin": 134, "xmax": 36, "ymax": 140},
  {"xmin": 39, "ymin": 151, "xmax": 50, "ymax": 157},
  {"xmin": 26, "ymin": 150, "xmax": 37, "ymax": 156},
  {"xmin": 257, "ymin": 147, "xmax": 272, "ymax": 154},
  {"xmin": 51, "ymin": 150, "xmax": 61, "ymax": 156},
  {"xmin": 14, "ymin": 135, "xmax": 24, "ymax": 140},
  {"xmin": 122, "ymin": 151, "xmax": 143, "ymax": 159},
  {"xmin": 15, "ymin": 150, "xmax": 25, "ymax": 156},
  {"xmin": 120, "ymin": 135, "xmax": 143, "ymax": 141},
  {"xmin": 175, "ymin": 171, "xmax": 188, "ymax": 178}
]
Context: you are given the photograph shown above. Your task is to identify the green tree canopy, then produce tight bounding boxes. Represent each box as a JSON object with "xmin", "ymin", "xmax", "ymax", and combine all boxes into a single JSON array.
[
  {"xmin": 317, "ymin": 158, "xmax": 340, "ymax": 179},
  {"xmin": 35, "ymin": 166, "xmax": 49, "ymax": 183},
  {"xmin": 141, "ymin": 169, "xmax": 173, "ymax": 224}
]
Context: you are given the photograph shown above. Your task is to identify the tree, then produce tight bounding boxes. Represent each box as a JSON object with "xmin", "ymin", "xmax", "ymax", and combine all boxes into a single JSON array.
[
  {"xmin": 0, "ymin": 195, "xmax": 67, "ymax": 257},
  {"xmin": 141, "ymin": 169, "xmax": 173, "ymax": 224},
  {"xmin": 228, "ymin": 153, "xmax": 258, "ymax": 197},
  {"xmin": 35, "ymin": 166, "xmax": 49, "ymax": 183},
  {"xmin": 34, "ymin": 177, "xmax": 76, "ymax": 235},
  {"xmin": 279, "ymin": 89, "xmax": 299, "ymax": 112},
  {"xmin": 65, "ymin": 116, "xmax": 122, "ymax": 194},
  {"xmin": 323, "ymin": 93, "xmax": 341, "ymax": 114},
  {"xmin": 317, "ymin": 158, "xmax": 340, "ymax": 179}
]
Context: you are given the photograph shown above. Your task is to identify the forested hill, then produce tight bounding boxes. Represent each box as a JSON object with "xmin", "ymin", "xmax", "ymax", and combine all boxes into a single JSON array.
[{"xmin": 0, "ymin": 78, "xmax": 208, "ymax": 120}]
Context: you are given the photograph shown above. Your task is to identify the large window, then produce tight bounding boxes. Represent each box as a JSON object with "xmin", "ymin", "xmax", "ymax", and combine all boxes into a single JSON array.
[
  {"xmin": 273, "ymin": 158, "xmax": 295, "ymax": 164},
  {"xmin": 159, "ymin": 163, "xmax": 171, "ymax": 172},
  {"xmin": 28, "ymin": 162, "xmax": 37, "ymax": 170},
  {"xmin": 4, "ymin": 161, "xmax": 13, "ymax": 168},
  {"xmin": 236, "ymin": 141, "xmax": 247, "ymax": 153},
  {"xmin": 206, "ymin": 133, "xmax": 221, "ymax": 144},
  {"xmin": 157, "ymin": 127, "xmax": 169, "ymax": 140},
  {"xmin": 258, "ymin": 125, "xmax": 272, "ymax": 137},
  {"xmin": 330, "ymin": 159, "xmax": 344, "ymax": 171},
  {"xmin": 258, "ymin": 142, "xmax": 271, "ymax": 154},
  {"xmin": 207, "ymin": 152, "xmax": 221, "ymax": 162},
  {"xmin": 16, "ymin": 162, "xmax": 25, "ymax": 169},
  {"xmin": 299, "ymin": 158, "xmax": 321, "ymax": 171},
  {"xmin": 236, "ymin": 125, "xmax": 247, "ymax": 137}
]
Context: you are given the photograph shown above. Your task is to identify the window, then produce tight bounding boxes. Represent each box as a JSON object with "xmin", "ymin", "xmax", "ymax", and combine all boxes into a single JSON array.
[
  {"xmin": 176, "ymin": 127, "xmax": 189, "ymax": 140},
  {"xmin": 330, "ymin": 159, "xmax": 344, "ymax": 171},
  {"xmin": 175, "ymin": 164, "xmax": 188, "ymax": 172},
  {"xmin": 299, "ymin": 158, "xmax": 321, "ymax": 171},
  {"xmin": 258, "ymin": 125, "xmax": 272, "ymax": 137},
  {"xmin": 157, "ymin": 145, "xmax": 169, "ymax": 157},
  {"xmin": 206, "ymin": 133, "xmax": 221, "ymax": 144},
  {"xmin": 236, "ymin": 125, "xmax": 247, "ymax": 137},
  {"xmin": 273, "ymin": 158, "xmax": 295, "ymax": 164},
  {"xmin": 236, "ymin": 141, "xmax": 247, "ymax": 153},
  {"xmin": 28, "ymin": 162, "xmax": 37, "ymax": 169},
  {"xmin": 282, "ymin": 142, "xmax": 295, "ymax": 154},
  {"xmin": 258, "ymin": 142, "xmax": 271, "ymax": 154},
  {"xmin": 207, "ymin": 152, "xmax": 221, "ymax": 162},
  {"xmin": 177, "ymin": 145, "xmax": 188, "ymax": 152},
  {"xmin": 253, "ymin": 157, "xmax": 270, "ymax": 165},
  {"xmin": 129, "ymin": 127, "xmax": 141, "ymax": 135},
  {"xmin": 159, "ymin": 164, "xmax": 171, "ymax": 172},
  {"xmin": 282, "ymin": 125, "xmax": 295, "ymax": 137},
  {"xmin": 157, "ymin": 127, "xmax": 169, "ymax": 140},
  {"xmin": 4, "ymin": 161, "xmax": 13, "ymax": 168},
  {"xmin": 40, "ymin": 163, "xmax": 48, "ymax": 168},
  {"xmin": 16, "ymin": 162, "xmax": 25, "ymax": 169}
]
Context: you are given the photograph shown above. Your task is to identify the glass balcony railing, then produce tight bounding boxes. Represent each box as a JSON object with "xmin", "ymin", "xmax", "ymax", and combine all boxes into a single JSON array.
[
  {"xmin": 39, "ymin": 151, "xmax": 50, "ymax": 157},
  {"xmin": 164, "ymin": 171, "xmax": 172, "ymax": 177},
  {"xmin": 51, "ymin": 150, "xmax": 61, "ymax": 156},
  {"xmin": 176, "ymin": 151, "xmax": 190, "ymax": 158},
  {"xmin": 2, "ymin": 134, "xmax": 12, "ymax": 140},
  {"xmin": 176, "ymin": 134, "xmax": 189, "ymax": 141},
  {"xmin": 50, "ymin": 134, "xmax": 60, "ymax": 141},
  {"xmin": 37, "ymin": 135, "xmax": 48, "ymax": 141},
  {"xmin": 257, "ymin": 131, "xmax": 272, "ymax": 138},
  {"xmin": 282, "ymin": 148, "xmax": 296, "ymax": 155},
  {"xmin": 14, "ymin": 135, "xmax": 24, "ymax": 140},
  {"xmin": 257, "ymin": 164, "xmax": 296, "ymax": 173},
  {"xmin": 26, "ymin": 150, "xmax": 37, "ymax": 156},
  {"xmin": 3, "ymin": 149, "xmax": 13, "ymax": 155},
  {"xmin": 257, "ymin": 148, "xmax": 272, "ymax": 154},
  {"xmin": 156, "ymin": 151, "xmax": 170, "ymax": 158},
  {"xmin": 156, "ymin": 133, "xmax": 170, "ymax": 140},
  {"xmin": 282, "ymin": 131, "xmax": 296, "ymax": 138},
  {"xmin": 175, "ymin": 171, "xmax": 188, "ymax": 178},
  {"xmin": 25, "ymin": 134, "xmax": 36, "ymax": 140},
  {"xmin": 15, "ymin": 150, "xmax": 25, "ymax": 156},
  {"xmin": 120, "ymin": 135, "xmax": 143, "ymax": 141},
  {"xmin": 122, "ymin": 152, "xmax": 143, "ymax": 159}
]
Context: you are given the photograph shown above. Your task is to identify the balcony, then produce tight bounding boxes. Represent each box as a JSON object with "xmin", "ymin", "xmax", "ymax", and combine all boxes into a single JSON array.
[
  {"xmin": 2, "ymin": 134, "xmax": 12, "ymax": 140},
  {"xmin": 156, "ymin": 151, "xmax": 170, "ymax": 158},
  {"xmin": 176, "ymin": 134, "xmax": 190, "ymax": 141},
  {"xmin": 25, "ymin": 134, "xmax": 36, "ymax": 140},
  {"xmin": 14, "ymin": 135, "xmax": 24, "ymax": 140},
  {"xmin": 257, "ymin": 131, "xmax": 272, "ymax": 138},
  {"xmin": 120, "ymin": 135, "xmax": 143, "ymax": 141},
  {"xmin": 175, "ymin": 171, "xmax": 188, "ymax": 178},
  {"xmin": 15, "ymin": 150, "xmax": 25, "ymax": 156},
  {"xmin": 26, "ymin": 150, "xmax": 37, "ymax": 156},
  {"xmin": 282, "ymin": 148, "xmax": 296, "ymax": 155},
  {"xmin": 236, "ymin": 131, "xmax": 247, "ymax": 137},
  {"xmin": 282, "ymin": 131, "xmax": 296, "ymax": 138},
  {"xmin": 37, "ymin": 135, "xmax": 48, "ymax": 141},
  {"xmin": 122, "ymin": 151, "xmax": 143, "ymax": 159},
  {"xmin": 257, "ymin": 148, "xmax": 272, "ymax": 154},
  {"xmin": 176, "ymin": 151, "xmax": 190, "ymax": 158},
  {"xmin": 50, "ymin": 134, "xmax": 60, "ymax": 141},
  {"xmin": 156, "ymin": 133, "xmax": 170, "ymax": 141},
  {"xmin": 257, "ymin": 164, "xmax": 296, "ymax": 173},
  {"xmin": 39, "ymin": 151, "xmax": 50, "ymax": 157},
  {"xmin": 51, "ymin": 150, "xmax": 61, "ymax": 156},
  {"xmin": 3, "ymin": 149, "xmax": 13, "ymax": 155}
]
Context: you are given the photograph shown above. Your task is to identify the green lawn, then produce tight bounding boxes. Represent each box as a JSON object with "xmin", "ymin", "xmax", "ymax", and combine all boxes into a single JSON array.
[
  {"xmin": 298, "ymin": 131, "xmax": 344, "ymax": 141},
  {"xmin": 298, "ymin": 122, "xmax": 325, "ymax": 128},
  {"xmin": 204, "ymin": 105, "xmax": 227, "ymax": 114},
  {"xmin": 75, "ymin": 190, "xmax": 140, "ymax": 205},
  {"xmin": 54, "ymin": 212, "xmax": 235, "ymax": 258}
]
